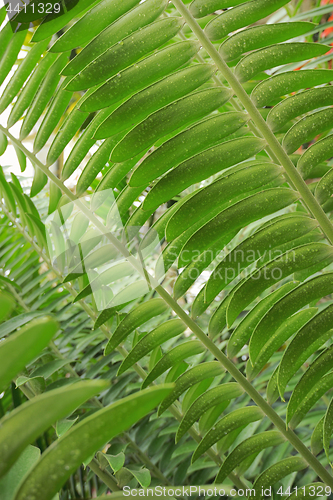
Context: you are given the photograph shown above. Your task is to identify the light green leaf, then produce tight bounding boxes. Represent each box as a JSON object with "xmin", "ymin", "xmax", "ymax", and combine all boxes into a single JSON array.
[
  {"xmin": 15, "ymin": 385, "xmax": 173, "ymax": 500},
  {"xmin": 81, "ymin": 41, "xmax": 200, "ymax": 113},
  {"xmin": 220, "ymin": 22, "xmax": 314, "ymax": 62},
  {"xmin": 0, "ymin": 445, "xmax": 40, "ymax": 500},
  {"xmin": 205, "ymin": 0, "xmax": 290, "ymax": 41},
  {"xmin": 104, "ymin": 298, "xmax": 169, "ymax": 354},
  {"xmin": 236, "ymin": 43, "xmax": 327, "ymax": 83},
  {"xmin": 176, "ymin": 382, "xmax": 243, "ymax": 442},
  {"xmin": 278, "ymin": 303, "xmax": 333, "ymax": 399},
  {"xmin": 323, "ymin": 399, "xmax": 333, "ymax": 464},
  {"xmin": 158, "ymin": 362, "xmax": 225, "ymax": 416},
  {"xmin": 250, "ymin": 457, "xmax": 307, "ymax": 500},
  {"xmin": 287, "ymin": 344, "xmax": 333, "ymax": 428},
  {"xmin": 56, "ymin": 418, "xmax": 78, "ymax": 438},
  {"xmin": 215, "ymin": 431, "xmax": 285, "ymax": 483},
  {"xmin": 97, "ymin": 451, "xmax": 125, "ymax": 473},
  {"xmin": 118, "ymin": 319, "xmax": 186, "ymax": 375},
  {"xmin": 0, "ymin": 291, "xmax": 16, "ymax": 323},
  {"xmin": 0, "ymin": 316, "xmax": 58, "ymax": 392},
  {"xmin": 142, "ymin": 340, "xmax": 205, "ymax": 389},
  {"xmin": 65, "ymin": 17, "xmax": 183, "ymax": 91},
  {"xmin": 192, "ymin": 406, "xmax": 263, "ymax": 463},
  {"xmin": 252, "ymin": 70, "xmax": 333, "ymax": 108},
  {"xmin": 0, "ymin": 380, "xmax": 109, "ymax": 478},
  {"xmin": 143, "ymin": 137, "xmax": 266, "ymax": 212}
]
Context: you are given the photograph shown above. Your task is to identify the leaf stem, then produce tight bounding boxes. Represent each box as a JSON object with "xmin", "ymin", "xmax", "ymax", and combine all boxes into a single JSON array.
[
  {"xmin": 0, "ymin": 200, "xmax": 247, "ymax": 490},
  {"xmin": 171, "ymin": 0, "xmax": 333, "ymax": 246},
  {"xmin": 2, "ymin": 137, "xmax": 332, "ymax": 489},
  {"xmin": 2, "ymin": 122, "xmax": 333, "ymax": 485}
]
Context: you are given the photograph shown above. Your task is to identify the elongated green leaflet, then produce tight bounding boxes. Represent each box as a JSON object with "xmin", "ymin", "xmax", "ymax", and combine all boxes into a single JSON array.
[
  {"xmin": 252, "ymin": 70, "xmax": 333, "ymax": 107},
  {"xmin": 192, "ymin": 406, "xmax": 262, "ymax": 463},
  {"xmin": 206, "ymin": 214, "xmax": 317, "ymax": 304},
  {"xmin": 298, "ymin": 135, "xmax": 333, "ymax": 179},
  {"xmin": 287, "ymin": 344, "xmax": 333, "ymax": 428},
  {"xmin": 155, "ymin": 200, "xmax": 235, "ymax": 280},
  {"xmin": 117, "ymin": 319, "xmax": 186, "ymax": 375},
  {"xmin": 142, "ymin": 341, "xmax": 205, "ymax": 389},
  {"xmin": 0, "ymin": 26, "xmax": 27, "ymax": 88},
  {"xmin": 7, "ymin": 51, "xmax": 59, "ymax": 129},
  {"xmin": 0, "ymin": 291, "xmax": 16, "ymax": 322},
  {"xmin": 236, "ymin": 43, "xmax": 327, "ymax": 83},
  {"xmin": 0, "ymin": 380, "xmax": 109, "ymax": 478},
  {"xmin": 130, "ymin": 112, "xmax": 248, "ymax": 187},
  {"xmin": 267, "ymin": 367, "xmax": 280, "ymax": 405},
  {"xmin": 109, "ymin": 87, "xmax": 234, "ymax": 162},
  {"xmin": 250, "ymin": 458, "xmax": 307, "ymax": 500},
  {"xmin": 267, "ymin": 87, "xmax": 333, "ymax": 132},
  {"xmin": 166, "ymin": 163, "xmax": 283, "ymax": 241},
  {"xmin": 283, "ymin": 108, "xmax": 333, "ymax": 155},
  {"xmin": 96, "ymin": 64, "xmax": 218, "ymax": 139},
  {"xmin": 15, "ymin": 385, "xmax": 174, "ymax": 500},
  {"xmin": 311, "ymin": 417, "xmax": 324, "ymax": 456},
  {"xmin": 190, "ymin": 0, "xmax": 250, "ymax": 18},
  {"xmin": 0, "ymin": 131, "xmax": 8, "ymax": 156},
  {"xmin": 179, "ymin": 188, "xmax": 299, "ymax": 268},
  {"xmin": 48, "ymin": 0, "xmax": 140, "ymax": 50},
  {"xmin": 143, "ymin": 137, "xmax": 266, "ymax": 211},
  {"xmin": 31, "ymin": 0, "xmax": 102, "ymax": 43},
  {"xmin": 0, "ymin": 174, "xmax": 17, "ymax": 217},
  {"xmin": 220, "ymin": 22, "xmax": 314, "ymax": 62},
  {"xmin": 173, "ymin": 236, "xmax": 234, "ymax": 300},
  {"xmin": 104, "ymin": 299, "xmax": 169, "ymax": 354},
  {"xmin": 33, "ymin": 78, "xmax": 73, "ymax": 153},
  {"xmin": 59, "ymin": 107, "xmax": 117, "ymax": 181},
  {"xmin": 74, "ymin": 261, "xmax": 133, "ymax": 303},
  {"xmin": 158, "ymin": 362, "xmax": 225, "ymax": 416},
  {"xmin": 30, "ymin": 164, "xmax": 48, "ymax": 198},
  {"xmin": 63, "ymin": 244, "xmax": 119, "ymax": 282},
  {"xmin": 0, "ymin": 38, "xmax": 50, "ymax": 115},
  {"xmin": 315, "ymin": 168, "xmax": 333, "ymax": 205},
  {"xmin": 324, "ymin": 398, "xmax": 333, "ymax": 464},
  {"xmin": 288, "ymin": 373, "xmax": 333, "ymax": 430},
  {"xmin": 0, "ymin": 316, "xmax": 58, "ymax": 392},
  {"xmin": 81, "ymin": 40, "xmax": 199, "ymax": 112},
  {"xmin": 63, "ymin": 0, "xmax": 168, "ymax": 77},
  {"xmin": 248, "ymin": 300, "xmax": 317, "ymax": 364},
  {"xmin": 215, "ymin": 431, "xmax": 286, "ymax": 483},
  {"xmin": 65, "ymin": 17, "xmax": 183, "ymax": 91},
  {"xmin": 205, "ymin": 0, "xmax": 290, "ymax": 41},
  {"xmin": 76, "ymin": 137, "xmax": 118, "ymax": 196},
  {"xmin": 46, "ymin": 107, "xmax": 89, "ymax": 167},
  {"xmin": 20, "ymin": 54, "xmax": 67, "ymax": 140},
  {"xmin": 247, "ymin": 308, "xmax": 318, "ymax": 382},
  {"xmin": 176, "ymin": 383, "xmax": 243, "ymax": 442},
  {"xmin": 0, "ymin": 21, "xmax": 14, "ymax": 62},
  {"xmin": 93, "ymin": 280, "xmax": 151, "ymax": 329},
  {"xmin": 278, "ymin": 304, "xmax": 333, "ymax": 400},
  {"xmin": 227, "ymin": 242, "xmax": 333, "ymax": 327}
]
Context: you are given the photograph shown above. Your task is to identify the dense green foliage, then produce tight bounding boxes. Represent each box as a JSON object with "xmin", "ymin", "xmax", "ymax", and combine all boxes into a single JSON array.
[{"xmin": 1, "ymin": 0, "xmax": 333, "ymax": 498}]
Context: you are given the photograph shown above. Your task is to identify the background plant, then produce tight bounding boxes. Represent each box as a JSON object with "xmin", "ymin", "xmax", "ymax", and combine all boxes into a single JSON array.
[{"xmin": 1, "ymin": 0, "xmax": 333, "ymax": 498}]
